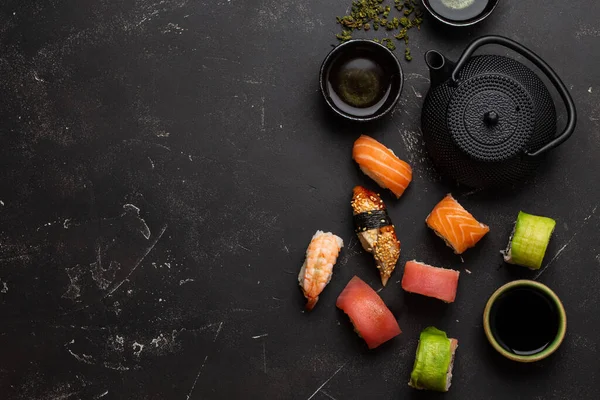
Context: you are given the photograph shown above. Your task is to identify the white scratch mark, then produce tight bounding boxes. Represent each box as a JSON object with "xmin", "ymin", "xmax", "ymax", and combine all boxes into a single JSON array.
[
  {"xmin": 133, "ymin": 341, "xmax": 145, "ymax": 357},
  {"xmin": 122, "ymin": 203, "xmax": 151, "ymax": 239},
  {"xmin": 33, "ymin": 71, "xmax": 46, "ymax": 82},
  {"xmin": 283, "ymin": 245, "xmax": 289, "ymax": 253},
  {"xmin": 104, "ymin": 224, "xmax": 168, "ymax": 299},
  {"xmin": 461, "ymin": 188, "xmax": 483, "ymax": 197},
  {"xmin": 0, "ymin": 200, "xmax": 4, "ymax": 206},
  {"xmin": 94, "ymin": 391, "xmax": 109, "ymax": 399},
  {"xmin": 260, "ymin": 96, "xmax": 265, "ymax": 131},
  {"xmin": 186, "ymin": 355, "xmax": 209, "ymax": 400},
  {"xmin": 306, "ymin": 363, "xmax": 347, "ymax": 400},
  {"xmin": 263, "ymin": 342, "xmax": 267, "ymax": 373},
  {"xmin": 252, "ymin": 333, "xmax": 269, "ymax": 339},
  {"xmin": 179, "ymin": 278, "xmax": 195, "ymax": 285},
  {"xmin": 213, "ymin": 322, "xmax": 224, "ymax": 342},
  {"xmin": 534, "ymin": 242, "xmax": 569, "ymax": 280},
  {"xmin": 63, "ymin": 219, "xmax": 71, "ymax": 229},
  {"xmin": 238, "ymin": 244, "xmax": 251, "ymax": 252},
  {"xmin": 576, "ymin": 25, "xmax": 600, "ymax": 39},
  {"xmin": 321, "ymin": 390, "xmax": 339, "ymax": 400},
  {"xmin": 589, "ymin": 87, "xmax": 593, "ymax": 93},
  {"xmin": 103, "ymin": 361, "xmax": 130, "ymax": 371},
  {"xmin": 203, "ymin": 56, "xmax": 241, "ymax": 64},
  {"xmin": 244, "ymin": 79, "xmax": 262, "ymax": 84},
  {"xmin": 465, "ymin": 269, "xmax": 472, "ymax": 274},
  {"xmin": 0, "ymin": 281, "xmax": 7, "ymax": 293},
  {"xmin": 410, "ymin": 85, "xmax": 422, "ymax": 98},
  {"xmin": 188, "ymin": 154, "xmax": 193, "ymax": 161},
  {"xmin": 376, "ymin": 288, "xmax": 383, "ymax": 293},
  {"xmin": 231, "ymin": 308, "xmax": 254, "ymax": 313},
  {"xmin": 405, "ymin": 72, "xmax": 430, "ymax": 82},
  {"xmin": 148, "ymin": 157, "xmax": 155, "ymax": 169},
  {"xmin": 67, "ymin": 350, "xmax": 94, "ymax": 365},
  {"xmin": 460, "ymin": 256, "xmax": 464, "ymax": 263},
  {"xmin": 535, "ymin": 206, "xmax": 598, "ymax": 280}
]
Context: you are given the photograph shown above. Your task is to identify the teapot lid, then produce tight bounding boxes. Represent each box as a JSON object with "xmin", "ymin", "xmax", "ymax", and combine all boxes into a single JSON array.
[{"xmin": 447, "ymin": 74, "xmax": 535, "ymax": 162}]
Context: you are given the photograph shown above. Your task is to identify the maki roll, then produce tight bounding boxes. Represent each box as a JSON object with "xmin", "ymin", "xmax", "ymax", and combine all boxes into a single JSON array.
[
  {"xmin": 409, "ymin": 327, "xmax": 458, "ymax": 392},
  {"xmin": 501, "ymin": 211, "xmax": 556, "ymax": 270}
]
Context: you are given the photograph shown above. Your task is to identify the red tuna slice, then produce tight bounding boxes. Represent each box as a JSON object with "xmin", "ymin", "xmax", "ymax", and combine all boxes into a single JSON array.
[
  {"xmin": 336, "ymin": 276, "xmax": 402, "ymax": 349},
  {"xmin": 401, "ymin": 260, "xmax": 460, "ymax": 303}
]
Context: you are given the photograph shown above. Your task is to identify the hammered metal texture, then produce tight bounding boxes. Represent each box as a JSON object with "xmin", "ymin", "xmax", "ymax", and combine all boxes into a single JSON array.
[{"xmin": 422, "ymin": 55, "xmax": 557, "ymax": 188}]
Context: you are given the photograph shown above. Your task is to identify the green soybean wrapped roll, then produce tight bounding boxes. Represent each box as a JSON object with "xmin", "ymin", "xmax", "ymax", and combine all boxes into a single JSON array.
[
  {"xmin": 502, "ymin": 211, "xmax": 556, "ymax": 270},
  {"xmin": 409, "ymin": 327, "xmax": 458, "ymax": 392}
]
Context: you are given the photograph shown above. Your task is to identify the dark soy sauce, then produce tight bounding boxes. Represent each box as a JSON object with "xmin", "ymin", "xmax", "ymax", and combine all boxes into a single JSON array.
[
  {"xmin": 490, "ymin": 288, "xmax": 559, "ymax": 356},
  {"xmin": 427, "ymin": 0, "xmax": 489, "ymax": 22},
  {"xmin": 327, "ymin": 51, "xmax": 393, "ymax": 117}
]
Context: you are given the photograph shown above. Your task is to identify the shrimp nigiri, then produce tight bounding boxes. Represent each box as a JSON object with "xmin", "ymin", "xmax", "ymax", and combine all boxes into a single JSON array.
[{"xmin": 298, "ymin": 231, "xmax": 344, "ymax": 310}]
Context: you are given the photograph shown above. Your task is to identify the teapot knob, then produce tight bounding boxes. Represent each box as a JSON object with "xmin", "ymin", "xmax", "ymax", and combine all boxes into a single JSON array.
[{"xmin": 484, "ymin": 111, "xmax": 499, "ymax": 126}]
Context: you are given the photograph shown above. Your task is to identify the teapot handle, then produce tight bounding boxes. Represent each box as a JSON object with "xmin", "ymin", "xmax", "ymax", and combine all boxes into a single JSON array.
[{"xmin": 450, "ymin": 35, "xmax": 577, "ymax": 157}]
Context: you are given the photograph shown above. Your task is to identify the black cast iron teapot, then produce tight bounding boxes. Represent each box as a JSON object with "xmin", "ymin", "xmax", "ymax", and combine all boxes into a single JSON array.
[{"xmin": 421, "ymin": 36, "xmax": 577, "ymax": 189}]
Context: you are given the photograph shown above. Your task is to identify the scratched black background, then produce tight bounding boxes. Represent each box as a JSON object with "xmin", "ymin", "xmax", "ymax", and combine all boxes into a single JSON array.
[{"xmin": 0, "ymin": 1, "xmax": 599, "ymax": 399}]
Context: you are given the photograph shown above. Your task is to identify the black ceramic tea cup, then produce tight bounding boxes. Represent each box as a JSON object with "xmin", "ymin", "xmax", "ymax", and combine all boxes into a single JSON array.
[
  {"xmin": 483, "ymin": 280, "xmax": 567, "ymax": 362},
  {"xmin": 319, "ymin": 39, "xmax": 403, "ymax": 122},
  {"xmin": 422, "ymin": 0, "xmax": 500, "ymax": 27}
]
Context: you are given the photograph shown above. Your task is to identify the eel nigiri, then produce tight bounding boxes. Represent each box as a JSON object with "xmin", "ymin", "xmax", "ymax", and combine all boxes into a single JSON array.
[
  {"xmin": 409, "ymin": 327, "xmax": 458, "ymax": 392},
  {"xmin": 351, "ymin": 186, "xmax": 400, "ymax": 286},
  {"xmin": 298, "ymin": 230, "xmax": 344, "ymax": 310},
  {"xmin": 352, "ymin": 135, "xmax": 413, "ymax": 199},
  {"xmin": 501, "ymin": 211, "xmax": 556, "ymax": 270},
  {"xmin": 336, "ymin": 276, "xmax": 402, "ymax": 349},
  {"xmin": 426, "ymin": 194, "xmax": 489, "ymax": 254},
  {"xmin": 401, "ymin": 260, "xmax": 460, "ymax": 303}
]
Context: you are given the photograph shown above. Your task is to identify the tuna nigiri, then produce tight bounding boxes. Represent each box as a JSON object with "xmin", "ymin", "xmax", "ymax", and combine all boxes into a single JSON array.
[
  {"xmin": 351, "ymin": 186, "xmax": 400, "ymax": 286},
  {"xmin": 426, "ymin": 194, "xmax": 489, "ymax": 254},
  {"xmin": 336, "ymin": 276, "xmax": 402, "ymax": 349},
  {"xmin": 401, "ymin": 260, "xmax": 460, "ymax": 303},
  {"xmin": 298, "ymin": 230, "xmax": 344, "ymax": 310},
  {"xmin": 352, "ymin": 135, "xmax": 413, "ymax": 199}
]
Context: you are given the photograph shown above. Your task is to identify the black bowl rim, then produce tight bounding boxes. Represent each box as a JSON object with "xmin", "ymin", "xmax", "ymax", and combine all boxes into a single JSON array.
[
  {"xmin": 421, "ymin": 0, "xmax": 500, "ymax": 27},
  {"xmin": 319, "ymin": 39, "xmax": 404, "ymax": 122}
]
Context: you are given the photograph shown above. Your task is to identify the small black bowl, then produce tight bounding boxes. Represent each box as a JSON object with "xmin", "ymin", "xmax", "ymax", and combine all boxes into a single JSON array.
[
  {"xmin": 422, "ymin": 0, "xmax": 499, "ymax": 27},
  {"xmin": 319, "ymin": 39, "xmax": 403, "ymax": 122}
]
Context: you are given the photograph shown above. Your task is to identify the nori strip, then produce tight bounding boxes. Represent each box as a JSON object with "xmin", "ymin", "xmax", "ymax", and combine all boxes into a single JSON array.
[{"xmin": 354, "ymin": 210, "xmax": 392, "ymax": 232}]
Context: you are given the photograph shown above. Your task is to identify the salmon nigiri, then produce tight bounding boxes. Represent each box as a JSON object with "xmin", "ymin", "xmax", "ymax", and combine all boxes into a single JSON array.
[
  {"xmin": 351, "ymin": 186, "xmax": 400, "ymax": 286},
  {"xmin": 352, "ymin": 135, "xmax": 413, "ymax": 199},
  {"xmin": 401, "ymin": 260, "xmax": 460, "ymax": 303},
  {"xmin": 426, "ymin": 194, "xmax": 489, "ymax": 254},
  {"xmin": 298, "ymin": 231, "xmax": 344, "ymax": 310}
]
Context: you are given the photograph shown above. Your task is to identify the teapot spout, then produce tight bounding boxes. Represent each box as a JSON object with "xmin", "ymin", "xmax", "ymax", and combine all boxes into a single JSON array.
[{"xmin": 425, "ymin": 50, "xmax": 455, "ymax": 88}]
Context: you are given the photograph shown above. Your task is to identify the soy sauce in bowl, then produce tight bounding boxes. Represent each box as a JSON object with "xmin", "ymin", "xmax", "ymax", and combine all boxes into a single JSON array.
[{"xmin": 489, "ymin": 287, "xmax": 559, "ymax": 356}]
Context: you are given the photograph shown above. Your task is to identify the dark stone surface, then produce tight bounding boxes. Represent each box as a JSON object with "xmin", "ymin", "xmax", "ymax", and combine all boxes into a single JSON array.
[{"xmin": 0, "ymin": 1, "xmax": 599, "ymax": 399}]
